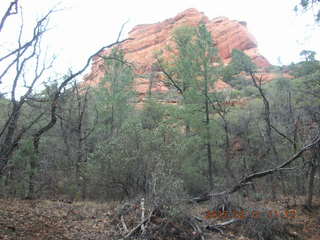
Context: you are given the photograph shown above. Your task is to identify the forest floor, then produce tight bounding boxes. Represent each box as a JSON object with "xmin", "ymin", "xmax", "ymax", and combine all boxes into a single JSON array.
[{"xmin": 0, "ymin": 197, "xmax": 319, "ymax": 240}]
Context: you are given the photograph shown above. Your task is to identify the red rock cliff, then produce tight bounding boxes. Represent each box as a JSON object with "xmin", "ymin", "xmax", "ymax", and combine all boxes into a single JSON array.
[{"xmin": 85, "ymin": 8, "xmax": 270, "ymax": 98}]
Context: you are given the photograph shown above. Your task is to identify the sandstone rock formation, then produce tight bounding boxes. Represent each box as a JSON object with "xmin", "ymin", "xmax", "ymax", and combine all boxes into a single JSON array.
[{"xmin": 85, "ymin": 8, "xmax": 270, "ymax": 99}]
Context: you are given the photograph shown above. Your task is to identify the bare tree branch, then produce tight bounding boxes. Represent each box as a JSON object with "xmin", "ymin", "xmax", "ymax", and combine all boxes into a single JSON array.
[
  {"xmin": 116, "ymin": 19, "xmax": 129, "ymax": 42},
  {"xmin": 0, "ymin": 0, "xmax": 18, "ymax": 33},
  {"xmin": 270, "ymin": 124, "xmax": 295, "ymax": 145},
  {"xmin": 155, "ymin": 56, "xmax": 184, "ymax": 96},
  {"xmin": 32, "ymin": 38, "xmax": 132, "ymax": 153},
  {"xmin": 0, "ymin": 8, "xmax": 57, "ymax": 175}
]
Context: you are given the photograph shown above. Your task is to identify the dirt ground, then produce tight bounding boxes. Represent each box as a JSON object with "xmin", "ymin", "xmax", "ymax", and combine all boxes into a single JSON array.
[{"xmin": 0, "ymin": 197, "xmax": 319, "ymax": 240}]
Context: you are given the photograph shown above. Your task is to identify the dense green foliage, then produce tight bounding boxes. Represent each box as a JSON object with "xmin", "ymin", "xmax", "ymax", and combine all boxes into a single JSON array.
[{"xmin": 0, "ymin": 24, "xmax": 319, "ymax": 208}]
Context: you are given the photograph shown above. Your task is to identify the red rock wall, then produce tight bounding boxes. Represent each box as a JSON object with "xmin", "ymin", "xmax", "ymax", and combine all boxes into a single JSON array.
[{"xmin": 84, "ymin": 8, "xmax": 270, "ymax": 98}]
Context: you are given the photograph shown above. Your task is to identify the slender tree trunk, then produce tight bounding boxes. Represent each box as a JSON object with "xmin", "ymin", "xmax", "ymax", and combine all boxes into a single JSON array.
[
  {"xmin": 27, "ymin": 156, "xmax": 37, "ymax": 199},
  {"xmin": 250, "ymin": 72, "xmax": 281, "ymax": 199},
  {"xmin": 110, "ymin": 104, "xmax": 114, "ymax": 135},
  {"xmin": 306, "ymin": 163, "xmax": 317, "ymax": 208},
  {"xmin": 306, "ymin": 141, "xmax": 319, "ymax": 208},
  {"xmin": 204, "ymin": 70, "xmax": 214, "ymax": 191},
  {"xmin": 28, "ymin": 137, "xmax": 41, "ymax": 200},
  {"xmin": 220, "ymin": 115, "xmax": 236, "ymax": 184},
  {"xmin": 206, "ymin": 140, "xmax": 214, "ymax": 190}
]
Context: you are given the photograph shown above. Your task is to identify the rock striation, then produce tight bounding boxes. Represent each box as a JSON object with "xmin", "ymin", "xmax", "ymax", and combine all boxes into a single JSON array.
[{"xmin": 85, "ymin": 8, "xmax": 270, "ymax": 99}]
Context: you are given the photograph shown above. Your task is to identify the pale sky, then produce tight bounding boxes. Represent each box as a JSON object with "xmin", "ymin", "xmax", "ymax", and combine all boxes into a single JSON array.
[{"xmin": 1, "ymin": 0, "xmax": 320, "ymax": 77}]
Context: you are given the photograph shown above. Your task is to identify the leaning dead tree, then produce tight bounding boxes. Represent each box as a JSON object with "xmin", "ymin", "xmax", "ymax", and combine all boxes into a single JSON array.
[{"xmin": 192, "ymin": 131, "xmax": 320, "ymax": 203}]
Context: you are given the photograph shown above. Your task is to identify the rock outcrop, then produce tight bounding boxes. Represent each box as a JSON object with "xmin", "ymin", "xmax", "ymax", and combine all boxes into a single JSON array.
[{"xmin": 85, "ymin": 8, "xmax": 270, "ymax": 99}]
